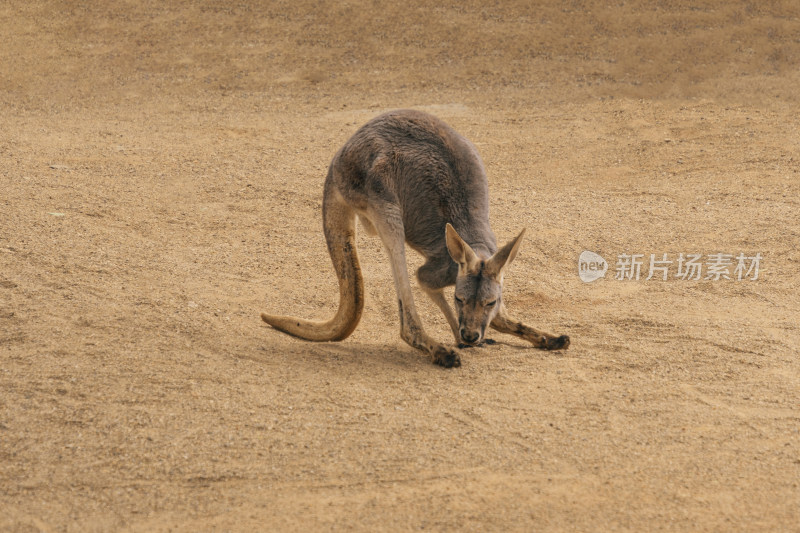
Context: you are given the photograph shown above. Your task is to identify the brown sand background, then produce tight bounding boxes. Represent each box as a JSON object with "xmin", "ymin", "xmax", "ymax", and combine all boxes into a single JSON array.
[{"xmin": 2, "ymin": 1, "xmax": 799, "ymax": 531}]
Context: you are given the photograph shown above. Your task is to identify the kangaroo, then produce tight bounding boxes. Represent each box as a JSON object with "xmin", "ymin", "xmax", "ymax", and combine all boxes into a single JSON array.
[{"xmin": 261, "ymin": 109, "xmax": 570, "ymax": 367}]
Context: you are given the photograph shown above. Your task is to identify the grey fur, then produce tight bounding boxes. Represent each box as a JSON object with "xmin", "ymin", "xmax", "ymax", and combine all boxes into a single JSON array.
[{"xmin": 262, "ymin": 109, "xmax": 569, "ymax": 367}]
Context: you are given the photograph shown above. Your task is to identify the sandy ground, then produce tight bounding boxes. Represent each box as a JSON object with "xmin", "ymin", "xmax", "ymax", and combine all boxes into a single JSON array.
[{"xmin": 2, "ymin": 1, "xmax": 799, "ymax": 531}]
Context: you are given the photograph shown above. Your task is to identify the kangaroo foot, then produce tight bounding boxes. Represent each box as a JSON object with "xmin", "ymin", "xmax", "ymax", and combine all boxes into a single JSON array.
[
  {"xmin": 431, "ymin": 344, "xmax": 461, "ymax": 368},
  {"xmin": 543, "ymin": 335, "xmax": 570, "ymax": 350}
]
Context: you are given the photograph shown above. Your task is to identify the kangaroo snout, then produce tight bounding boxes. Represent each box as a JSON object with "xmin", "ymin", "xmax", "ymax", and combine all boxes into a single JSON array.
[{"xmin": 459, "ymin": 328, "xmax": 481, "ymax": 345}]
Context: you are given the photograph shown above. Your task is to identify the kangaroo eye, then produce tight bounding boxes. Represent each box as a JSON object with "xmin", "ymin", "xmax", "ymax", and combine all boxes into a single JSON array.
[
  {"xmin": 454, "ymin": 296, "xmax": 464, "ymax": 305},
  {"xmin": 486, "ymin": 300, "xmax": 497, "ymax": 307}
]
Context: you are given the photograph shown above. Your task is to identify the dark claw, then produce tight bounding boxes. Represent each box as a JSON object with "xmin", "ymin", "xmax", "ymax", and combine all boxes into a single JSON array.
[
  {"xmin": 433, "ymin": 346, "xmax": 462, "ymax": 368},
  {"xmin": 545, "ymin": 335, "xmax": 570, "ymax": 350},
  {"xmin": 458, "ymin": 338, "xmax": 496, "ymax": 349}
]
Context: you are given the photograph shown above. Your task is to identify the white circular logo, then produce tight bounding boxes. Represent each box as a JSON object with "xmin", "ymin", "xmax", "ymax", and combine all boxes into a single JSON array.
[{"xmin": 578, "ymin": 251, "xmax": 607, "ymax": 282}]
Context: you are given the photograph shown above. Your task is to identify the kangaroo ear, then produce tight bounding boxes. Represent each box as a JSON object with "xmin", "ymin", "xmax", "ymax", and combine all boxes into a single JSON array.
[
  {"xmin": 445, "ymin": 223, "xmax": 478, "ymax": 270},
  {"xmin": 486, "ymin": 228, "xmax": 526, "ymax": 278}
]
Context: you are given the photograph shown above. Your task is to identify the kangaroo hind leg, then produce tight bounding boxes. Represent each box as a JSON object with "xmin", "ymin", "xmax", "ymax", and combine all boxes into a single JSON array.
[
  {"xmin": 261, "ymin": 179, "xmax": 365, "ymax": 341},
  {"xmin": 369, "ymin": 208, "xmax": 461, "ymax": 368}
]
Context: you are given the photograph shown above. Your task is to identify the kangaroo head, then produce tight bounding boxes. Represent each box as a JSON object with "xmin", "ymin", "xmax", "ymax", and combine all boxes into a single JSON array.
[{"xmin": 445, "ymin": 223, "xmax": 525, "ymax": 346}]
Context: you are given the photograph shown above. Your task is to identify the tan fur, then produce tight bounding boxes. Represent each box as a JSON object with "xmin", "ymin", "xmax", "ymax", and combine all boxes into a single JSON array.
[{"xmin": 261, "ymin": 184, "xmax": 364, "ymax": 342}]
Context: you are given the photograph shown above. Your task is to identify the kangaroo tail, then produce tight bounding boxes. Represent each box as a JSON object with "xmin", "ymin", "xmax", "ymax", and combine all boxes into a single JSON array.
[{"xmin": 261, "ymin": 177, "xmax": 364, "ymax": 341}]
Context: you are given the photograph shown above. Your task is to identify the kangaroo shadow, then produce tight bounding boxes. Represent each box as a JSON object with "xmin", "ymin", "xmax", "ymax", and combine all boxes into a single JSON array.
[{"xmin": 248, "ymin": 332, "xmax": 571, "ymax": 372}]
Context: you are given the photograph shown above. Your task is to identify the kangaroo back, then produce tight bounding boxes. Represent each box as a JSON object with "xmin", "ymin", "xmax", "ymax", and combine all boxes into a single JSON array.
[
  {"xmin": 331, "ymin": 110, "xmax": 498, "ymax": 261},
  {"xmin": 261, "ymin": 175, "xmax": 364, "ymax": 341}
]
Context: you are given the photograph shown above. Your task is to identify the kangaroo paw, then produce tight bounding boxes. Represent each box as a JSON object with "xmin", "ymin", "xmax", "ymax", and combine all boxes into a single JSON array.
[
  {"xmin": 544, "ymin": 335, "xmax": 570, "ymax": 350},
  {"xmin": 459, "ymin": 338, "xmax": 496, "ymax": 349},
  {"xmin": 432, "ymin": 345, "xmax": 462, "ymax": 368}
]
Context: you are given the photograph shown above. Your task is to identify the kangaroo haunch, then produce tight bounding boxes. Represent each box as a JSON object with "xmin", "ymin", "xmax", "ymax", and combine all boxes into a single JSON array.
[{"xmin": 262, "ymin": 110, "xmax": 570, "ymax": 367}]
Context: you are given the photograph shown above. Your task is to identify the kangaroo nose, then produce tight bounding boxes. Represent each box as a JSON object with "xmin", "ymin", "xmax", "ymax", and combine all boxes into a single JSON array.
[{"xmin": 461, "ymin": 330, "xmax": 480, "ymax": 344}]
